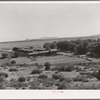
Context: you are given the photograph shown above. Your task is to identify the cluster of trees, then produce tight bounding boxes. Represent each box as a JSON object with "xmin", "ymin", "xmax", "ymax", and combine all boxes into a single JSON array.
[{"xmin": 43, "ymin": 39, "xmax": 100, "ymax": 56}]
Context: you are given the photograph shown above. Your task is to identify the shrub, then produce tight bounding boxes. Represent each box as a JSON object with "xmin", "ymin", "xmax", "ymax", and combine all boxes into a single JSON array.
[
  {"xmin": 65, "ymin": 77, "xmax": 72, "ymax": 82},
  {"xmin": 93, "ymin": 70, "xmax": 100, "ymax": 80},
  {"xmin": 1, "ymin": 62, "xmax": 11, "ymax": 67},
  {"xmin": 73, "ymin": 75, "xmax": 88, "ymax": 82},
  {"xmin": 54, "ymin": 65, "xmax": 74, "ymax": 72},
  {"xmin": 0, "ymin": 72, "xmax": 8, "ymax": 78},
  {"xmin": 57, "ymin": 82, "xmax": 71, "ymax": 89},
  {"xmin": 2, "ymin": 53, "xmax": 8, "ymax": 59},
  {"xmin": 9, "ymin": 79, "xmax": 27, "ymax": 89},
  {"xmin": 12, "ymin": 47, "xmax": 19, "ymax": 51},
  {"xmin": 38, "ymin": 78, "xmax": 56, "ymax": 87},
  {"xmin": 18, "ymin": 77, "xmax": 26, "ymax": 82},
  {"xmin": 52, "ymin": 73, "xmax": 65, "ymax": 81},
  {"xmin": 9, "ymin": 68, "xmax": 18, "ymax": 72},
  {"xmin": 11, "ymin": 60, "xmax": 16, "ymax": 65},
  {"xmin": 30, "ymin": 69, "xmax": 42, "ymax": 74},
  {"xmin": 38, "ymin": 74, "xmax": 48, "ymax": 79},
  {"xmin": 29, "ymin": 79, "xmax": 40, "ymax": 89},
  {"xmin": 44, "ymin": 62, "xmax": 50, "ymax": 70}
]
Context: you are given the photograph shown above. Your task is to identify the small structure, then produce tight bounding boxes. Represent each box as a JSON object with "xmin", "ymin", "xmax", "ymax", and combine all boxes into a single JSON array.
[
  {"xmin": 9, "ymin": 47, "xmax": 58, "ymax": 58},
  {"xmin": 28, "ymin": 49, "xmax": 57, "ymax": 57}
]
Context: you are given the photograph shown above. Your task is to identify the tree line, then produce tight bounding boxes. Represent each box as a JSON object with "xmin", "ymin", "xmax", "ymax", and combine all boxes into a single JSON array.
[{"xmin": 43, "ymin": 39, "xmax": 100, "ymax": 56}]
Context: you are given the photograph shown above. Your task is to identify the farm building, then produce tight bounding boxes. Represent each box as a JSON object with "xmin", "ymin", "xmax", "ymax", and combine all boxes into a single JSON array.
[
  {"xmin": 11, "ymin": 47, "xmax": 57, "ymax": 57},
  {"xmin": 28, "ymin": 49, "xmax": 57, "ymax": 57}
]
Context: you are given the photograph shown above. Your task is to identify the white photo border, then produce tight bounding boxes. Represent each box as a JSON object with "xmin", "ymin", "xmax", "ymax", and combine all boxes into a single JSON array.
[{"xmin": 0, "ymin": 1, "xmax": 100, "ymax": 99}]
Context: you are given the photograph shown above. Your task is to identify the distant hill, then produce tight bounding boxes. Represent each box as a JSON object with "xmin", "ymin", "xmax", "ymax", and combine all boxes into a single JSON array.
[{"xmin": 1, "ymin": 34, "xmax": 100, "ymax": 44}]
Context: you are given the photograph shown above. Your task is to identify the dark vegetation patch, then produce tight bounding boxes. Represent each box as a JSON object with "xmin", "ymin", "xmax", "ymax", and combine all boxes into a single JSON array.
[
  {"xmin": 9, "ymin": 79, "xmax": 27, "ymax": 89},
  {"xmin": 18, "ymin": 77, "xmax": 26, "ymax": 82},
  {"xmin": 38, "ymin": 74, "xmax": 48, "ymax": 79},
  {"xmin": 0, "ymin": 72, "xmax": 8, "ymax": 78},
  {"xmin": 73, "ymin": 75, "xmax": 88, "ymax": 82},
  {"xmin": 44, "ymin": 62, "xmax": 50, "ymax": 70},
  {"xmin": 30, "ymin": 69, "xmax": 42, "ymax": 74}
]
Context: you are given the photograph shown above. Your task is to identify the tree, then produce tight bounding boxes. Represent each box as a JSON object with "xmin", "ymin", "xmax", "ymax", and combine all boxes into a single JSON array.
[
  {"xmin": 12, "ymin": 47, "xmax": 19, "ymax": 51},
  {"xmin": 43, "ymin": 42, "xmax": 57, "ymax": 50},
  {"xmin": 75, "ymin": 43, "xmax": 87, "ymax": 55},
  {"xmin": 56, "ymin": 41, "xmax": 69, "ymax": 52}
]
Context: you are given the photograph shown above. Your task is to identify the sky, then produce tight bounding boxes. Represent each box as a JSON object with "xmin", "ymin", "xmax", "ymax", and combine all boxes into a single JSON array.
[{"xmin": 0, "ymin": 2, "xmax": 100, "ymax": 42}]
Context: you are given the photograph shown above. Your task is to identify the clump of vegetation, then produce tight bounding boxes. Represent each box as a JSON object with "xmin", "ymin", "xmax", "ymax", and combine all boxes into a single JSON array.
[
  {"xmin": 38, "ymin": 78, "xmax": 56, "ymax": 87},
  {"xmin": 30, "ymin": 69, "xmax": 42, "ymax": 74},
  {"xmin": 44, "ymin": 62, "xmax": 50, "ymax": 70},
  {"xmin": 73, "ymin": 75, "xmax": 88, "ymax": 82},
  {"xmin": 53, "ymin": 65, "xmax": 74, "ymax": 72},
  {"xmin": 0, "ymin": 76, "xmax": 7, "ymax": 89},
  {"xmin": 2, "ymin": 53, "xmax": 8, "ymax": 59},
  {"xmin": 0, "ymin": 72, "xmax": 8, "ymax": 78},
  {"xmin": 11, "ymin": 60, "xmax": 16, "ymax": 65},
  {"xmin": 29, "ymin": 79, "xmax": 40, "ymax": 89},
  {"xmin": 38, "ymin": 74, "xmax": 48, "ymax": 79},
  {"xmin": 93, "ymin": 70, "xmax": 100, "ymax": 80},
  {"xmin": 1, "ymin": 62, "xmax": 11, "ymax": 67},
  {"xmin": 52, "ymin": 73, "xmax": 65, "ymax": 81},
  {"xmin": 44, "ymin": 39, "xmax": 100, "ymax": 56},
  {"xmin": 18, "ymin": 77, "xmax": 26, "ymax": 82},
  {"xmin": 9, "ymin": 79, "xmax": 27, "ymax": 89},
  {"xmin": 56, "ymin": 81, "xmax": 71, "ymax": 89},
  {"xmin": 9, "ymin": 68, "xmax": 18, "ymax": 72},
  {"xmin": 65, "ymin": 77, "xmax": 72, "ymax": 82},
  {"xmin": 43, "ymin": 42, "xmax": 57, "ymax": 50}
]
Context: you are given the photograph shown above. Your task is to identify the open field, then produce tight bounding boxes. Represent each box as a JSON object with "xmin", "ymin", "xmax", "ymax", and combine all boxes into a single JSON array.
[{"xmin": 0, "ymin": 51, "xmax": 100, "ymax": 89}]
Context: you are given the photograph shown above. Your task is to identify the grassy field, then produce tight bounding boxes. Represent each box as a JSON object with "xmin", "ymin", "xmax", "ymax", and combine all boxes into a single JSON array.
[{"xmin": 0, "ymin": 51, "xmax": 100, "ymax": 89}]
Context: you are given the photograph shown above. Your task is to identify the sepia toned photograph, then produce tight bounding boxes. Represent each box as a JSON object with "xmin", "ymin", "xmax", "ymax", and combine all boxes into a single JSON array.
[{"xmin": 0, "ymin": 1, "xmax": 100, "ymax": 90}]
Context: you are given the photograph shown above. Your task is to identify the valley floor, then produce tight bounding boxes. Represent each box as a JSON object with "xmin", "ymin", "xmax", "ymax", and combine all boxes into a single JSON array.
[{"xmin": 0, "ymin": 53, "xmax": 100, "ymax": 89}]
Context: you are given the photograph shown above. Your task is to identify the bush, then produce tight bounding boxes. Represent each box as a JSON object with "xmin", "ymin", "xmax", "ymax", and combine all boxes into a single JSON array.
[
  {"xmin": 29, "ymin": 79, "xmax": 40, "ymax": 89},
  {"xmin": 44, "ymin": 62, "xmax": 50, "ymax": 70},
  {"xmin": 9, "ymin": 79, "xmax": 27, "ymax": 89},
  {"xmin": 12, "ymin": 47, "xmax": 19, "ymax": 51},
  {"xmin": 2, "ymin": 53, "xmax": 8, "ymax": 59},
  {"xmin": 38, "ymin": 78, "xmax": 56, "ymax": 87},
  {"xmin": 11, "ymin": 60, "xmax": 16, "ymax": 65},
  {"xmin": 9, "ymin": 68, "xmax": 18, "ymax": 72},
  {"xmin": 56, "ymin": 82, "xmax": 71, "ymax": 89},
  {"xmin": 54, "ymin": 65, "xmax": 74, "ymax": 72},
  {"xmin": 0, "ymin": 72, "xmax": 8, "ymax": 78},
  {"xmin": 65, "ymin": 77, "xmax": 72, "ymax": 82},
  {"xmin": 18, "ymin": 77, "xmax": 26, "ymax": 82},
  {"xmin": 38, "ymin": 74, "xmax": 48, "ymax": 79},
  {"xmin": 30, "ymin": 69, "xmax": 42, "ymax": 74},
  {"xmin": 43, "ymin": 42, "xmax": 57, "ymax": 50},
  {"xmin": 73, "ymin": 75, "xmax": 88, "ymax": 82},
  {"xmin": 93, "ymin": 70, "xmax": 100, "ymax": 80},
  {"xmin": 52, "ymin": 73, "xmax": 65, "ymax": 81}
]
